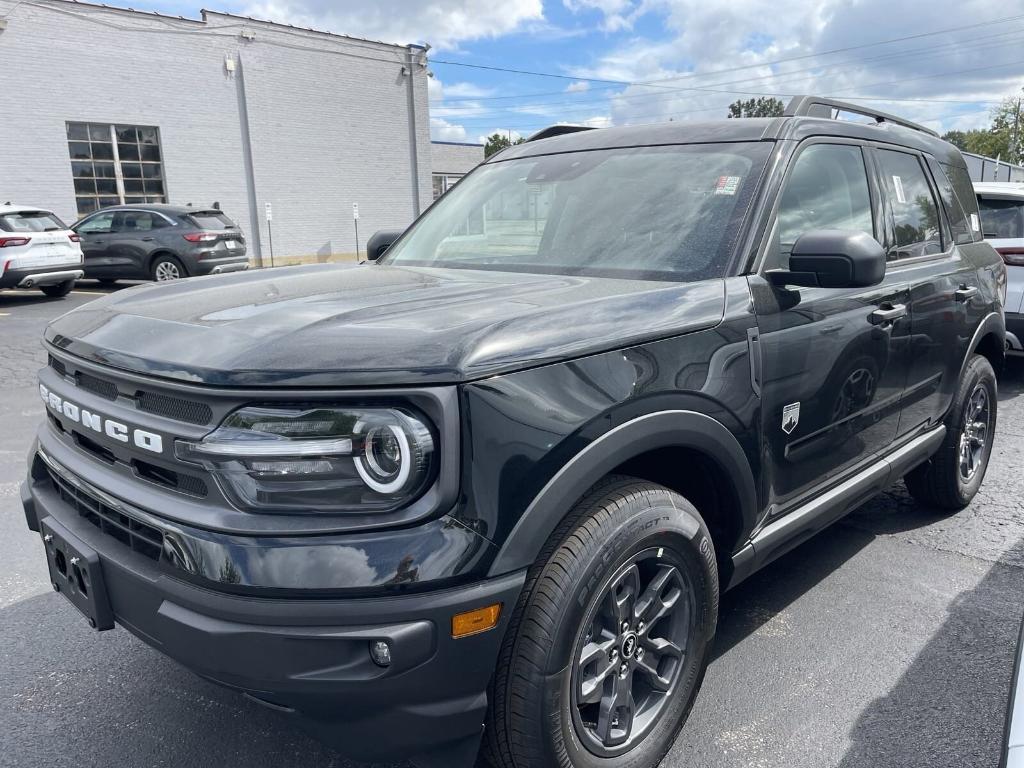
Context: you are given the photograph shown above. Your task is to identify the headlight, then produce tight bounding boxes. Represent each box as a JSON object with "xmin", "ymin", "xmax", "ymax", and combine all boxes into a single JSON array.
[{"xmin": 175, "ymin": 405, "xmax": 435, "ymax": 514}]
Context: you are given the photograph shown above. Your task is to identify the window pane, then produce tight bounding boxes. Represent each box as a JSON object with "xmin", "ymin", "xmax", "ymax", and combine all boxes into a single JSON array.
[
  {"xmin": 94, "ymin": 162, "xmax": 117, "ymax": 179},
  {"xmin": 115, "ymin": 126, "xmax": 138, "ymax": 143},
  {"xmin": 775, "ymin": 144, "xmax": 873, "ymax": 267},
  {"xmin": 122, "ymin": 163, "xmax": 143, "ymax": 179},
  {"xmin": 926, "ymin": 158, "xmax": 973, "ymax": 246},
  {"xmin": 95, "ymin": 178, "xmax": 118, "ymax": 195},
  {"xmin": 118, "ymin": 143, "xmax": 140, "ymax": 161},
  {"xmin": 123, "ymin": 179, "xmax": 144, "ymax": 194},
  {"xmin": 876, "ymin": 149, "xmax": 942, "ymax": 259},
  {"xmin": 141, "ymin": 144, "xmax": 161, "ymax": 162},
  {"xmin": 88, "ymin": 124, "xmax": 110, "ymax": 142},
  {"xmin": 0, "ymin": 211, "xmax": 68, "ymax": 232},
  {"xmin": 77, "ymin": 198, "xmax": 99, "ymax": 216},
  {"xmin": 124, "ymin": 197, "xmax": 146, "ymax": 205},
  {"xmin": 71, "ymin": 161, "xmax": 93, "ymax": 177},
  {"xmin": 73, "ymin": 178, "xmax": 96, "ymax": 195},
  {"xmin": 978, "ymin": 198, "xmax": 1024, "ymax": 239},
  {"xmin": 67, "ymin": 122, "xmax": 89, "ymax": 141},
  {"xmin": 91, "ymin": 142, "xmax": 113, "ymax": 160},
  {"xmin": 144, "ymin": 179, "xmax": 164, "ymax": 196},
  {"xmin": 139, "ymin": 127, "xmax": 158, "ymax": 145},
  {"xmin": 69, "ymin": 142, "xmax": 91, "ymax": 160},
  {"xmin": 98, "ymin": 197, "xmax": 121, "ymax": 209},
  {"xmin": 141, "ymin": 163, "xmax": 161, "ymax": 179},
  {"xmin": 121, "ymin": 212, "xmax": 154, "ymax": 232},
  {"xmin": 146, "ymin": 196, "xmax": 166, "ymax": 204}
]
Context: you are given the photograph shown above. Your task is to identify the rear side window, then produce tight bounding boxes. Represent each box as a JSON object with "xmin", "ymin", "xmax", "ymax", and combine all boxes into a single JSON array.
[
  {"xmin": 875, "ymin": 149, "xmax": 942, "ymax": 259},
  {"xmin": 926, "ymin": 157, "xmax": 974, "ymax": 246},
  {"xmin": 0, "ymin": 211, "xmax": 68, "ymax": 233},
  {"xmin": 940, "ymin": 160, "xmax": 983, "ymax": 241},
  {"xmin": 977, "ymin": 197, "xmax": 1024, "ymax": 239},
  {"xmin": 188, "ymin": 212, "xmax": 235, "ymax": 230}
]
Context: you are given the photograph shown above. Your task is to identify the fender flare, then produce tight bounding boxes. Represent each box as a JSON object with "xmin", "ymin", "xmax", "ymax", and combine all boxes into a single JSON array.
[
  {"xmin": 959, "ymin": 311, "xmax": 1004, "ymax": 382},
  {"xmin": 486, "ymin": 410, "xmax": 758, "ymax": 577}
]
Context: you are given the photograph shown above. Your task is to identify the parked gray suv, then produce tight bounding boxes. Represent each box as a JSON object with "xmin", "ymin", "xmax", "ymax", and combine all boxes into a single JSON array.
[{"xmin": 73, "ymin": 204, "xmax": 248, "ymax": 283}]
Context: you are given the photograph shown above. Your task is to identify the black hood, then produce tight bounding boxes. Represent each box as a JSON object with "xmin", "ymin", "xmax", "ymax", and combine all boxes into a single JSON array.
[{"xmin": 46, "ymin": 264, "xmax": 725, "ymax": 387}]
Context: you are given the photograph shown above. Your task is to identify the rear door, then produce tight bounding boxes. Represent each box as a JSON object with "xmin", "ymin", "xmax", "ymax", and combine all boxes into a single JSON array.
[
  {"xmin": 868, "ymin": 147, "xmax": 981, "ymax": 435},
  {"xmin": 752, "ymin": 140, "xmax": 912, "ymax": 514},
  {"xmin": 106, "ymin": 211, "xmax": 162, "ymax": 275}
]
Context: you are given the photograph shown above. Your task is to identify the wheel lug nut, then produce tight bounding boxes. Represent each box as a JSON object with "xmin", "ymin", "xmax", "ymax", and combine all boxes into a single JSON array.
[
  {"xmin": 619, "ymin": 663, "xmax": 629, "ymax": 677},
  {"xmin": 637, "ymin": 621, "xmax": 645, "ymax": 633},
  {"xmin": 610, "ymin": 649, "xmax": 619, "ymax": 661},
  {"xmin": 621, "ymin": 621, "xmax": 630, "ymax": 633},
  {"xmin": 636, "ymin": 648, "xmax": 645, "ymax": 661}
]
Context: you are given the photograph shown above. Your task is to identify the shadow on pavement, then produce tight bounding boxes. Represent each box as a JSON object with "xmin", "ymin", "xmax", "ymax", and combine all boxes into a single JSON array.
[{"xmin": 835, "ymin": 538, "xmax": 1024, "ymax": 768}]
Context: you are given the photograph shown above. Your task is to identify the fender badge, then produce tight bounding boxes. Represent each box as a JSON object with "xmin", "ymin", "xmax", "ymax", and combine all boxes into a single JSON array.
[{"xmin": 782, "ymin": 402, "xmax": 800, "ymax": 435}]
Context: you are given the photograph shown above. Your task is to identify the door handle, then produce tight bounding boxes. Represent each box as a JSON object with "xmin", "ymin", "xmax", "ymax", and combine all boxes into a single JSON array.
[
  {"xmin": 954, "ymin": 285, "xmax": 979, "ymax": 303},
  {"xmin": 140, "ymin": 237, "xmax": 154, "ymax": 242},
  {"xmin": 869, "ymin": 304, "xmax": 907, "ymax": 325}
]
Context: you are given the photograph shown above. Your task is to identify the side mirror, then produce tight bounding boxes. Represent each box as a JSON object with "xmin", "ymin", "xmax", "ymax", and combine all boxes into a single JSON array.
[
  {"xmin": 365, "ymin": 229, "xmax": 404, "ymax": 261},
  {"xmin": 768, "ymin": 230, "xmax": 886, "ymax": 289}
]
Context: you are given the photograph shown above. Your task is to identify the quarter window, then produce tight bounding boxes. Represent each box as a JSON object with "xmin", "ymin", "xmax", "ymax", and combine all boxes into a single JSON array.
[
  {"xmin": 66, "ymin": 122, "xmax": 166, "ymax": 216},
  {"xmin": 773, "ymin": 143, "xmax": 874, "ymax": 268},
  {"xmin": 875, "ymin": 149, "xmax": 943, "ymax": 259}
]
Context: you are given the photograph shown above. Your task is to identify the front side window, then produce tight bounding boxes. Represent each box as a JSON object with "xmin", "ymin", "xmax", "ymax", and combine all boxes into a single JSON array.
[
  {"xmin": 977, "ymin": 197, "xmax": 1024, "ymax": 240},
  {"xmin": 875, "ymin": 149, "xmax": 943, "ymax": 259},
  {"xmin": 773, "ymin": 143, "xmax": 874, "ymax": 268},
  {"xmin": 384, "ymin": 143, "xmax": 771, "ymax": 281},
  {"xmin": 75, "ymin": 211, "xmax": 115, "ymax": 234},
  {"xmin": 67, "ymin": 122, "xmax": 166, "ymax": 216}
]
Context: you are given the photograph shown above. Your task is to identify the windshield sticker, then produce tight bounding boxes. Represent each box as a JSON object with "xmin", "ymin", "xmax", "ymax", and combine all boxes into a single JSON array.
[
  {"xmin": 892, "ymin": 175, "xmax": 907, "ymax": 204},
  {"xmin": 715, "ymin": 176, "xmax": 741, "ymax": 196}
]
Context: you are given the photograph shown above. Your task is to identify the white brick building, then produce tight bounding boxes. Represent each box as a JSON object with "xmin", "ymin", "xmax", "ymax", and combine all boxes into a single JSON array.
[
  {"xmin": 0, "ymin": 0, "xmax": 434, "ymax": 264},
  {"xmin": 431, "ymin": 141, "xmax": 485, "ymax": 201}
]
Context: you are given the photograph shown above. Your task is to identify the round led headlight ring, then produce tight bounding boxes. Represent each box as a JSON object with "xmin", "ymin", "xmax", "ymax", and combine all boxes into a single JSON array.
[{"xmin": 354, "ymin": 422, "xmax": 413, "ymax": 494}]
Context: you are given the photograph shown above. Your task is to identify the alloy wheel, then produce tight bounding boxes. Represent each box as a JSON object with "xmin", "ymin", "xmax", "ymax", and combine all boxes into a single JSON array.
[
  {"xmin": 570, "ymin": 548, "xmax": 695, "ymax": 757},
  {"xmin": 958, "ymin": 383, "xmax": 990, "ymax": 483},
  {"xmin": 154, "ymin": 261, "xmax": 181, "ymax": 281}
]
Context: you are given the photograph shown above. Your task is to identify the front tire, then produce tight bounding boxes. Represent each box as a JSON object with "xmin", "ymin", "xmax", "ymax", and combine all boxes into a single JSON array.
[
  {"xmin": 151, "ymin": 254, "xmax": 186, "ymax": 282},
  {"xmin": 482, "ymin": 477, "xmax": 718, "ymax": 768},
  {"xmin": 904, "ymin": 354, "xmax": 997, "ymax": 510},
  {"xmin": 39, "ymin": 280, "xmax": 74, "ymax": 298}
]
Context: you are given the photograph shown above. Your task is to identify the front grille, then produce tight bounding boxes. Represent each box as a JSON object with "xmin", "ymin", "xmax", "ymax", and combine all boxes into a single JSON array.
[
  {"xmin": 76, "ymin": 371, "xmax": 119, "ymax": 401},
  {"xmin": 136, "ymin": 390, "xmax": 213, "ymax": 426},
  {"xmin": 48, "ymin": 355, "xmax": 67, "ymax": 378},
  {"xmin": 48, "ymin": 467, "xmax": 163, "ymax": 562}
]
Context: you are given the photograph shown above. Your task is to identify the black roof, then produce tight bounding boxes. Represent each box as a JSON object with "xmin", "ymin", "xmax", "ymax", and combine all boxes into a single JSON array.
[{"xmin": 493, "ymin": 97, "xmax": 958, "ymax": 165}]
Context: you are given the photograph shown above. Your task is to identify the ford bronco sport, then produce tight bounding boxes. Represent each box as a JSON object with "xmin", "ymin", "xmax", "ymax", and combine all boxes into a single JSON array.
[{"xmin": 22, "ymin": 97, "xmax": 1006, "ymax": 768}]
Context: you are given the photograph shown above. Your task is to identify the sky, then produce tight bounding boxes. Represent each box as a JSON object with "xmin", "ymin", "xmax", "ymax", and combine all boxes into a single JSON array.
[{"xmin": 91, "ymin": 0, "xmax": 1024, "ymax": 144}]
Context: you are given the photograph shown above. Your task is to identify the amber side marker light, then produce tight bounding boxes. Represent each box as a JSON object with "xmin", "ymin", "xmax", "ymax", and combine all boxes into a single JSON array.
[{"xmin": 452, "ymin": 603, "xmax": 502, "ymax": 639}]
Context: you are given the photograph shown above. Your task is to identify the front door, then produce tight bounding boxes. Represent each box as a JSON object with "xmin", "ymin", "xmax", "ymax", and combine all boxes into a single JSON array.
[
  {"xmin": 751, "ymin": 140, "xmax": 912, "ymax": 514},
  {"xmin": 74, "ymin": 211, "xmax": 116, "ymax": 274}
]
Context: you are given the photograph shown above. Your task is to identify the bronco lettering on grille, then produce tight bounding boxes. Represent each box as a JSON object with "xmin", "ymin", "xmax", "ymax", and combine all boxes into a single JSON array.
[{"xmin": 39, "ymin": 383, "xmax": 164, "ymax": 454}]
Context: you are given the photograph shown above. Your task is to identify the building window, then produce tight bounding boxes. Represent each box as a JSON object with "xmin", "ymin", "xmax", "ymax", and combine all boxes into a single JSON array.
[
  {"xmin": 67, "ymin": 122, "xmax": 166, "ymax": 216},
  {"xmin": 432, "ymin": 173, "xmax": 463, "ymax": 201}
]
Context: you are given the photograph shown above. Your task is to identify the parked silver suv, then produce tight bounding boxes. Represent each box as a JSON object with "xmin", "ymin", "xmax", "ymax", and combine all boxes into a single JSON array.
[{"xmin": 975, "ymin": 182, "xmax": 1024, "ymax": 355}]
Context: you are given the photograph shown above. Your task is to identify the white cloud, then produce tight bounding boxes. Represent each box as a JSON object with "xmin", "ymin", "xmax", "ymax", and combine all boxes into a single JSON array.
[
  {"xmin": 477, "ymin": 128, "xmax": 524, "ymax": 144},
  {"xmin": 565, "ymin": 81, "xmax": 590, "ymax": 93},
  {"xmin": 241, "ymin": 0, "xmax": 544, "ymax": 50},
  {"xmin": 431, "ymin": 117, "xmax": 469, "ymax": 141}
]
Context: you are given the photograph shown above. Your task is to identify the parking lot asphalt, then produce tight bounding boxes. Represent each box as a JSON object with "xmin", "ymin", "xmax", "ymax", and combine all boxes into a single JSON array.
[{"xmin": 1, "ymin": 283, "xmax": 1022, "ymax": 768}]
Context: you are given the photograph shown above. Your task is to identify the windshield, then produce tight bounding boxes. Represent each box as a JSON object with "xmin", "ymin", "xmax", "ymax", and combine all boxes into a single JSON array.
[
  {"xmin": 383, "ymin": 142, "xmax": 771, "ymax": 281},
  {"xmin": 978, "ymin": 196, "xmax": 1024, "ymax": 239}
]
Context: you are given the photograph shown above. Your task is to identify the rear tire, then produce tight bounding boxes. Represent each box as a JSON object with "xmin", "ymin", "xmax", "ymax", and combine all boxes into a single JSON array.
[
  {"xmin": 151, "ymin": 254, "xmax": 185, "ymax": 282},
  {"xmin": 481, "ymin": 476, "xmax": 718, "ymax": 768},
  {"xmin": 39, "ymin": 280, "xmax": 74, "ymax": 298},
  {"xmin": 98, "ymin": 278, "xmax": 118, "ymax": 286},
  {"xmin": 904, "ymin": 354, "xmax": 997, "ymax": 510}
]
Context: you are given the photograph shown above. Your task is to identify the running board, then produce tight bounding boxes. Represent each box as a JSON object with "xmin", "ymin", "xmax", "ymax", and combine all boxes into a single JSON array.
[{"xmin": 727, "ymin": 426, "xmax": 946, "ymax": 588}]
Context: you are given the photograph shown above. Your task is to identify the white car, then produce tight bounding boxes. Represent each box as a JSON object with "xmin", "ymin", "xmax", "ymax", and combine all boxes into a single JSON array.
[
  {"xmin": 975, "ymin": 182, "xmax": 1024, "ymax": 356},
  {"xmin": 0, "ymin": 204, "xmax": 84, "ymax": 298}
]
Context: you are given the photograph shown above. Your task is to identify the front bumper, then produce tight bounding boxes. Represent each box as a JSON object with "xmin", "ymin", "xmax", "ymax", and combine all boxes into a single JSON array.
[{"xmin": 22, "ymin": 451, "xmax": 524, "ymax": 767}]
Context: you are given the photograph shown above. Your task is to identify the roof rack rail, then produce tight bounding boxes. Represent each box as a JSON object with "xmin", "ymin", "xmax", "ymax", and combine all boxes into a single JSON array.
[
  {"xmin": 784, "ymin": 96, "xmax": 939, "ymax": 138},
  {"xmin": 526, "ymin": 124, "xmax": 598, "ymax": 142}
]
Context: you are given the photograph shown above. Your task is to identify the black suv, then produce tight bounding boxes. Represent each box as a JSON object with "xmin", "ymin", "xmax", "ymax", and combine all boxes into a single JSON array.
[
  {"xmin": 22, "ymin": 98, "xmax": 1005, "ymax": 768},
  {"xmin": 73, "ymin": 204, "xmax": 248, "ymax": 283}
]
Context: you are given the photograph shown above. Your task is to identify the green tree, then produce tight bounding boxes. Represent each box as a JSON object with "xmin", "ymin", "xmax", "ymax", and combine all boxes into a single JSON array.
[
  {"xmin": 942, "ymin": 89, "xmax": 1024, "ymax": 163},
  {"xmin": 484, "ymin": 132, "xmax": 526, "ymax": 158},
  {"xmin": 727, "ymin": 97, "xmax": 785, "ymax": 118}
]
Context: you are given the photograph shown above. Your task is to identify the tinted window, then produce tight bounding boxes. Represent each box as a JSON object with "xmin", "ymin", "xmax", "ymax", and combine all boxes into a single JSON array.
[
  {"xmin": 189, "ymin": 212, "xmax": 236, "ymax": 230},
  {"xmin": 941, "ymin": 160, "xmax": 982, "ymax": 240},
  {"xmin": 876, "ymin": 149, "xmax": 942, "ymax": 259},
  {"xmin": 76, "ymin": 212, "xmax": 115, "ymax": 234},
  {"xmin": 0, "ymin": 211, "xmax": 67, "ymax": 233},
  {"xmin": 384, "ymin": 143, "xmax": 772, "ymax": 281},
  {"xmin": 117, "ymin": 211, "xmax": 156, "ymax": 233},
  {"xmin": 977, "ymin": 197, "xmax": 1024, "ymax": 239},
  {"xmin": 773, "ymin": 143, "xmax": 873, "ymax": 267},
  {"xmin": 927, "ymin": 157, "xmax": 974, "ymax": 245}
]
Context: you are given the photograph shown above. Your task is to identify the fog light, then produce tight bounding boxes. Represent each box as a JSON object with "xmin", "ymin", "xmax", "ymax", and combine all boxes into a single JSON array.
[
  {"xmin": 451, "ymin": 603, "xmax": 502, "ymax": 639},
  {"xmin": 369, "ymin": 640, "xmax": 392, "ymax": 667}
]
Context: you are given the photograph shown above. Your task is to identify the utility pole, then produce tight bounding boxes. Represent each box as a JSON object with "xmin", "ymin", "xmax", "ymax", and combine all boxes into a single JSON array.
[{"xmin": 1011, "ymin": 97, "xmax": 1022, "ymax": 166}]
